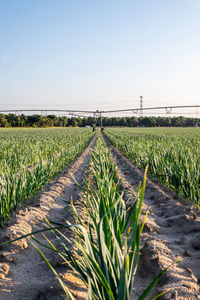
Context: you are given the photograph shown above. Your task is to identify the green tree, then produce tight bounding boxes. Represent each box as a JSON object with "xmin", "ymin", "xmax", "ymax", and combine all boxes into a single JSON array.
[{"xmin": 0, "ymin": 114, "xmax": 9, "ymax": 127}]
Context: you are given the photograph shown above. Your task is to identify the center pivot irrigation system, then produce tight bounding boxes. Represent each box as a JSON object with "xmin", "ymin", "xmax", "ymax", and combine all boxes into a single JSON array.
[{"xmin": 0, "ymin": 98, "xmax": 200, "ymax": 128}]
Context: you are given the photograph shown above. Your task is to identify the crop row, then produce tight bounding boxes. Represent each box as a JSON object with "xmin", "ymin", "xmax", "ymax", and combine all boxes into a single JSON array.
[
  {"xmin": 28, "ymin": 134, "xmax": 167, "ymax": 299},
  {"xmin": 0, "ymin": 128, "xmax": 94, "ymax": 224},
  {"xmin": 104, "ymin": 127, "xmax": 200, "ymax": 204}
]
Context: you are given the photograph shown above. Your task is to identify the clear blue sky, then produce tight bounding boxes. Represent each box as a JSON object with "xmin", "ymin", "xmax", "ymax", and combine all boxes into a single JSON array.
[{"xmin": 0, "ymin": 0, "xmax": 200, "ymax": 113}]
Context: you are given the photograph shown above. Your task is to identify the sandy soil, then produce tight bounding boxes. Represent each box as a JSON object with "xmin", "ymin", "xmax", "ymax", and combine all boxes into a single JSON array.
[
  {"xmin": 0, "ymin": 136, "xmax": 96, "ymax": 300},
  {"xmin": 103, "ymin": 134, "xmax": 200, "ymax": 300},
  {"xmin": 0, "ymin": 133, "xmax": 200, "ymax": 300}
]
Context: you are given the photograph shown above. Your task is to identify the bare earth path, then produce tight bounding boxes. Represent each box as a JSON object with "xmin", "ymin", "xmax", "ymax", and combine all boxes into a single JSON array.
[
  {"xmin": 0, "ymin": 136, "xmax": 96, "ymax": 300},
  {"xmin": 103, "ymin": 134, "xmax": 200, "ymax": 300}
]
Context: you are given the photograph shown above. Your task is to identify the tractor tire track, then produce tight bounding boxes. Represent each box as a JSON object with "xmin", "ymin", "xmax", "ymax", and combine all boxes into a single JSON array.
[{"xmin": 103, "ymin": 134, "xmax": 200, "ymax": 300}]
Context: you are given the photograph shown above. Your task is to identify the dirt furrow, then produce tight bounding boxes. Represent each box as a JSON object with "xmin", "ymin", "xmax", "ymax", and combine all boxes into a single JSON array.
[
  {"xmin": 103, "ymin": 134, "xmax": 200, "ymax": 300},
  {"xmin": 0, "ymin": 136, "xmax": 96, "ymax": 300}
]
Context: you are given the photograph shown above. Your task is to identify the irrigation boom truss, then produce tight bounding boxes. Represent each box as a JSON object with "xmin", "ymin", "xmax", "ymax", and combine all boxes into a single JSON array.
[
  {"xmin": 100, "ymin": 105, "xmax": 200, "ymax": 114},
  {"xmin": 0, "ymin": 109, "xmax": 95, "ymax": 114},
  {"xmin": 0, "ymin": 105, "xmax": 200, "ymax": 115}
]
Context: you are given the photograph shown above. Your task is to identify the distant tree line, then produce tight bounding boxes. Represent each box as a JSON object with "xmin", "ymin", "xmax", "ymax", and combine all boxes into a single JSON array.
[{"xmin": 0, "ymin": 113, "xmax": 199, "ymax": 128}]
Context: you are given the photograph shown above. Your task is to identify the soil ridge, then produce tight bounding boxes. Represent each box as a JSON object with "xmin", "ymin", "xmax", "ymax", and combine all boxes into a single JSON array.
[
  {"xmin": 0, "ymin": 135, "xmax": 96, "ymax": 300},
  {"xmin": 103, "ymin": 133, "xmax": 200, "ymax": 300}
]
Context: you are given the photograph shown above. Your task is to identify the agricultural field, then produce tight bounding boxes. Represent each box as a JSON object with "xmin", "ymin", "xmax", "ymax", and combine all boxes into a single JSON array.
[
  {"xmin": 0, "ymin": 128, "xmax": 200, "ymax": 300},
  {"xmin": 0, "ymin": 127, "xmax": 94, "ymax": 224},
  {"xmin": 105, "ymin": 127, "xmax": 200, "ymax": 204}
]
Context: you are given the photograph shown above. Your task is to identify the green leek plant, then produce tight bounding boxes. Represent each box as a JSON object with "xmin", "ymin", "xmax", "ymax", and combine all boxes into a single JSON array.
[
  {"xmin": 105, "ymin": 128, "xmax": 200, "ymax": 204},
  {"xmin": 1, "ymin": 135, "xmax": 172, "ymax": 299},
  {"xmin": 0, "ymin": 129, "xmax": 94, "ymax": 225}
]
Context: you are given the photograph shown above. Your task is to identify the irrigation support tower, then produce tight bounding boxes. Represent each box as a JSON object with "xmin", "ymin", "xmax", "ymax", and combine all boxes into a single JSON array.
[{"xmin": 140, "ymin": 96, "xmax": 143, "ymax": 117}]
